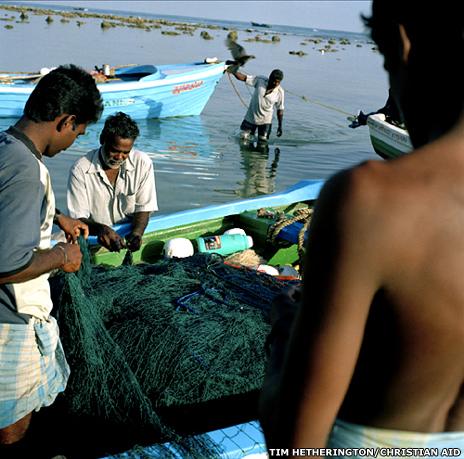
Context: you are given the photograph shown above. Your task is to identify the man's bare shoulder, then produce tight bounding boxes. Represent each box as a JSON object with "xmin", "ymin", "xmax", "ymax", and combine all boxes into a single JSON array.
[
  {"xmin": 317, "ymin": 160, "xmax": 394, "ymax": 227},
  {"xmin": 316, "ymin": 158, "xmax": 427, "ymax": 258}
]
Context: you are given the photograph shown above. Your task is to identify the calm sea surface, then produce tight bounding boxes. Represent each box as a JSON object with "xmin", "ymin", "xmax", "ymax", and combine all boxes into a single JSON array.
[{"xmin": 0, "ymin": 3, "xmax": 388, "ymax": 213}]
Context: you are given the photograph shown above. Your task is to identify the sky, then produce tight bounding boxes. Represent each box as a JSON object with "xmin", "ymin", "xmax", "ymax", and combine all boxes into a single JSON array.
[{"xmin": 27, "ymin": 1, "xmax": 372, "ymax": 33}]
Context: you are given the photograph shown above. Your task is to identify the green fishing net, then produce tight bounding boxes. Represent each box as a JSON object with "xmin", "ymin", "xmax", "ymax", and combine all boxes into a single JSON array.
[{"xmin": 53, "ymin": 239, "xmax": 293, "ymax": 457}]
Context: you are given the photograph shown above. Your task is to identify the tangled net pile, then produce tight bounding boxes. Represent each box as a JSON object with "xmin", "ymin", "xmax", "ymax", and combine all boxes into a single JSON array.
[{"xmin": 53, "ymin": 240, "xmax": 294, "ymax": 457}]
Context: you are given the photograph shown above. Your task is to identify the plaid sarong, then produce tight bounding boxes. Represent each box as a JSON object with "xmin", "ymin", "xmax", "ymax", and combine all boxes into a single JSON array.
[{"xmin": 0, "ymin": 316, "xmax": 70, "ymax": 428}]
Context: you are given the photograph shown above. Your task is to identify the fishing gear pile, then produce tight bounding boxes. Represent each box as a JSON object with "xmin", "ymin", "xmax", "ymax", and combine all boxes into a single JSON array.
[{"xmin": 52, "ymin": 239, "xmax": 295, "ymax": 457}]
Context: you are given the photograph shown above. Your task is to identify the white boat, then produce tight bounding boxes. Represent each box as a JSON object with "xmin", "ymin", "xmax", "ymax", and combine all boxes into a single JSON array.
[{"xmin": 367, "ymin": 113, "xmax": 412, "ymax": 159}]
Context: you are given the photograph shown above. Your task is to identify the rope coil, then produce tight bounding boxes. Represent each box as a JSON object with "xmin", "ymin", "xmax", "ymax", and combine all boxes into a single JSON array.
[{"xmin": 267, "ymin": 208, "xmax": 314, "ymax": 266}]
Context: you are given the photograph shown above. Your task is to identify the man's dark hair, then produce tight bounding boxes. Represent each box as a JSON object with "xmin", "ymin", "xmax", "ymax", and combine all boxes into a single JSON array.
[
  {"xmin": 99, "ymin": 112, "xmax": 140, "ymax": 145},
  {"xmin": 24, "ymin": 64, "xmax": 103, "ymax": 124},
  {"xmin": 269, "ymin": 69, "xmax": 284, "ymax": 82}
]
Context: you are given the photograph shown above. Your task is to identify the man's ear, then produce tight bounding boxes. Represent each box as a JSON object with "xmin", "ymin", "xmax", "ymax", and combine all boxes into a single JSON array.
[
  {"xmin": 56, "ymin": 114, "xmax": 77, "ymax": 132},
  {"xmin": 398, "ymin": 24, "xmax": 411, "ymax": 64}
]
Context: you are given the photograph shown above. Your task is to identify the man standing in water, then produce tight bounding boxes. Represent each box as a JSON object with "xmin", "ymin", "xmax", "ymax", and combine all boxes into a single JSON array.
[
  {"xmin": 230, "ymin": 68, "xmax": 284, "ymax": 143},
  {"xmin": 261, "ymin": 1, "xmax": 464, "ymax": 454},
  {"xmin": 0, "ymin": 65, "xmax": 102, "ymax": 454}
]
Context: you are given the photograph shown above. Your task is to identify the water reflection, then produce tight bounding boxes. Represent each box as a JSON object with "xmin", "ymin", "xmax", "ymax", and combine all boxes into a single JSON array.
[
  {"xmin": 137, "ymin": 117, "xmax": 217, "ymax": 163},
  {"xmin": 44, "ymin": 115, "xmax": 218, "ymax": 212},
  {"xmin": 237, "ymin": 140, "xmax": 280, "ymax": 197}
]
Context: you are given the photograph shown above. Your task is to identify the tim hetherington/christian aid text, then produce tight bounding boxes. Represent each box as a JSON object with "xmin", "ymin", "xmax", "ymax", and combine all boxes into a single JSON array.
[{"xmin": 268, "ymin": 448, "xmax": 462, "ymax": 457}]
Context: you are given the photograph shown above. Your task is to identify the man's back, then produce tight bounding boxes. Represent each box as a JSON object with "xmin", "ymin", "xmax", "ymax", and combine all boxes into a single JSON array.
[
  {"xmin": 260, "ymin": 1, "xmax": 464, "ymax": 453},
  {"xmin": 334, "ymin": 129, "xmax": 464, "ymax": 432}
]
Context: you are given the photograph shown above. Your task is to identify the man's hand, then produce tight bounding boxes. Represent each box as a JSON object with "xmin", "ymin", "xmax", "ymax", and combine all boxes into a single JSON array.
[
  {"xmin": 97, "ymin": 225, "xmax": 126, "ymax": 252},
  {"xmin": 55, "ymin": 214, "xmax": 89, "ymax": 242},
  {"xmin": 276, "ymin": 126, "xmax": 283, "ymax": 137},
  {"xmin": 125, "ymin": 233, "xmax": 142, "ymax": 252},
  {"xmin": 55, "ymin": 242, "xmax": 82, "ymax": 273}
]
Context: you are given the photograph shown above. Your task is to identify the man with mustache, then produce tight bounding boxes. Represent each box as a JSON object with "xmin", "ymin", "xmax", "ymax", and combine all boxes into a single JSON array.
[{"xmin": 67, "ymin": 112, "xmax": 158, "ymax": 252}]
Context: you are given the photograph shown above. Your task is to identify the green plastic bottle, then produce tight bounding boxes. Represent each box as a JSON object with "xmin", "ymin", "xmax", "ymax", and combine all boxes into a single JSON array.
[{"xmin": 196, "ymin": 234, "xmax": 253, "ymax": 256}]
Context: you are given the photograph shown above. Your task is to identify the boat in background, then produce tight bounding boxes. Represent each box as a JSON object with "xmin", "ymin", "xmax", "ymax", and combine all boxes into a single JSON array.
[
  {"xmin": 367, "ymin": 113, "xmax": 412, "ymax": 159},
  {"xmin": 251, "ymin": 21, "xmax": 271, "ymax": 28},
  {"xmin": 0, "ymin": 60, "xmax": 226, "ymax": 120}
]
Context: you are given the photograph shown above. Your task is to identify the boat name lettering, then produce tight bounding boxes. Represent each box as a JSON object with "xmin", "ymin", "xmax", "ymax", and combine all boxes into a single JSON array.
[
  {"xmin": 103, "ymin": 98, "xmax": 136, "ymax": 107},
  {"xmin": 374, "ymin": 123, "xmax": 411, "ymax": 147},
  {"xmin": 172, "ymin": 80, "xmax": 203, "ymax": 95}
]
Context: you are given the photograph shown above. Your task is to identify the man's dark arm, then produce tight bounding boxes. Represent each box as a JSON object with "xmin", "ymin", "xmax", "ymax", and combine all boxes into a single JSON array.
[
  {"xmin": 126, "ymin": 211, "xmax": 150, "ymax": 251},
  {"xmin": 78, "ymin": 217, "xmax": 126, "ymax": 252},
  {"xmin": 277, "ymin": 110, "xmax": 284, "ymax": 137},
  {"xmin": 0, "ymin": 244, "xmax": 81, "ymax": 284},
  {"xmin": 230, "ymin": 70, "xmax": 247, "ymax": 81},
  {"xmin": 54, "ymin": 210, "xmax": 89, "ymax": 242}
]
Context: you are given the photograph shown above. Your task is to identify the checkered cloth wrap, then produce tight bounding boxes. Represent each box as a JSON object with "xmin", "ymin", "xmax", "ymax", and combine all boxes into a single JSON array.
[{"xmin": 0, "ymin": 316, "xmax": 70, "ymax": 428}]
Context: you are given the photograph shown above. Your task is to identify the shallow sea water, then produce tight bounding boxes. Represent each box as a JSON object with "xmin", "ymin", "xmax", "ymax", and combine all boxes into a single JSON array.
[{"xmin": 0, "ymin": 4, "xmax": 388, "ymax": 213}]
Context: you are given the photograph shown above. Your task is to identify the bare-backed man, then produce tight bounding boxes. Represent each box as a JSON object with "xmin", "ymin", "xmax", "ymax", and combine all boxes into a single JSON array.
[{"xmin": 261, "ymin": 2, "xmax": 464, "ymax": 456}]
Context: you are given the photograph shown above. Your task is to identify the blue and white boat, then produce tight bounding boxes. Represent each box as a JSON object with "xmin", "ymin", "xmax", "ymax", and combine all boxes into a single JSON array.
[
  {"xmin": 0, "ymin": 61, "xmax": 226, "ymax": 119},
  {"xmin": 367, "ymin": 113, "xmax": 412, "ymax": 159}
]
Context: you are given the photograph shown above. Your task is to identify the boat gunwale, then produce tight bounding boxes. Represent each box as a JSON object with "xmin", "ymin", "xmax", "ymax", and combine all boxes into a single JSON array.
[
  {"xmin": 0, "ymin": 62, "xmax": 226, "ymax": 93},
  {"xmin": 87, "ymin": 179, "xmax": 324, "ymax": 246}
]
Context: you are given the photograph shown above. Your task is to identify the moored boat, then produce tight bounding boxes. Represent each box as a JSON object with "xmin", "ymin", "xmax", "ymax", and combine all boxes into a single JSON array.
[
  {"xmin": 251, "ymin": 21, "xmax": 271, "ymax": 28},
  {"xmin": 0, "ymin": 60, "xmax": 226, "ymax": 120},
  {"xmin": 367, "ymin": 113, "xmax": 412, "ymax": 159}
]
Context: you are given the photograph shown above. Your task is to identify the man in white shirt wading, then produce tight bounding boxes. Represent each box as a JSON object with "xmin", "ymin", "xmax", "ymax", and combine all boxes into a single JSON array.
[{"xmin": 231, "ymin": 68, "xmax": 284, "ymax": 143}]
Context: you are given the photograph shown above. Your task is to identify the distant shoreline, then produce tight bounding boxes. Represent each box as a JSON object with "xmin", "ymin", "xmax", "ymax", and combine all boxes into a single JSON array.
[{"xmin": 0, "ymin": 1, "xmax": 369, "ymax": 38}]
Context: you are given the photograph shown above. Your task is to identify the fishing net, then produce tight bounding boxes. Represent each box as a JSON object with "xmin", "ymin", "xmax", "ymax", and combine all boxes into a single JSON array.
[{"xmin": 52, "ymin": 238, "xmax": 296, "ymax": 457}]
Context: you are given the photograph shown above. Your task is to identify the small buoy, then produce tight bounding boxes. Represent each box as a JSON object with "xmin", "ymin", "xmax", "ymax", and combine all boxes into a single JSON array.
[
  {"xmin": 223, "ymin": 228, "xmax": 246, "ymax": 236},
  {"xmin": 256, "ymin": 264, "xmax": 280, "ymax": 276},
  {"xmin": 163, "ymin": 238, "xmax": 194, "ymax": 258}
]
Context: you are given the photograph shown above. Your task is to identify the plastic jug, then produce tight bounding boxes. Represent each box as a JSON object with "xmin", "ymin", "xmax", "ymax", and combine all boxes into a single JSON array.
[{"xmin": 196, "ymin": 234, "xmax": 253, "ymax": 256}]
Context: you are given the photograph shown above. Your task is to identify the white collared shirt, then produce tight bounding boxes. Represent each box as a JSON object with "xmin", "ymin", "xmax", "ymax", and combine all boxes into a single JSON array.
[
  {"xmin": 245, "ymin": 75, "xmax": 285, "ymax": 125},
  {"xmin": 67, "ymin": 147, "xmax": 158, "ymax": 226}
]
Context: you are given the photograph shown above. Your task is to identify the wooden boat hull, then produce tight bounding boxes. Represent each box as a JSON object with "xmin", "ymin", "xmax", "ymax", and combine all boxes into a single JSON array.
[
  {"xmin": 0, "ymin": 62, "xmax": 226, "ymax": 120},
  {"xmin": 367, "ymin": 113, "xmax": 412, "ymax": 159}
]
